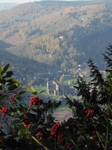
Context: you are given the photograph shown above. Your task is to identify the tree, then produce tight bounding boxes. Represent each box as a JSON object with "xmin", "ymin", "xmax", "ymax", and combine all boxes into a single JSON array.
[{"xmin": 65, "ymin": 44, "xmax": 112, "ymax": 150}]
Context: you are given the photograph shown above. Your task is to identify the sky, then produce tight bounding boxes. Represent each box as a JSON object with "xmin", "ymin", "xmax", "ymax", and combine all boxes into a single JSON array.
[{"xmin": 0, "ymin": 0, "xmax": 40, "ymax": 3}]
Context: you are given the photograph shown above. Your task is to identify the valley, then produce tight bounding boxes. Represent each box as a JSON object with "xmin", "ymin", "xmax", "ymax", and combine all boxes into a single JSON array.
[{"xmin": 0, "ymin": 0, "xmax": 111, "ymax": 87}]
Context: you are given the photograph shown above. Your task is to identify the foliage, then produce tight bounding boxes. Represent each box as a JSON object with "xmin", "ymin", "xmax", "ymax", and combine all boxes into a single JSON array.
[
  {"xmin": 0, "ymin": 63, "xmax": 62, "ymax": 149},
  {"xmin": 0, "ymin": 1, "xmax": 112, "ymax": 70},
  {"xmin": 65, "ymin": 44, "xmax": 112, "ymax": 150},
  {"xmin": 0, "ymin": 45, "xmax": 112, "ymax": 150}
]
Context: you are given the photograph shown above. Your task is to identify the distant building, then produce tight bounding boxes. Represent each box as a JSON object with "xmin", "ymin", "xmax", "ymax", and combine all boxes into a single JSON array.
[
  {"xmin": 59, "ymin": 36, "xmax": 63, "ymax": 39},
  {"xmin": 47, "ymin": 81, "xmax": 76, "ymax": 96}
]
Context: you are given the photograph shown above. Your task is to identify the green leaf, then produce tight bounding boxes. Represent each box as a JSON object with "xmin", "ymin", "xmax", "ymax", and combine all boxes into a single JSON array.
[
  {"xmin": 11, "ymin": 112, "xmax": 14, "ymax": 116},
  {"xmin": 17, "ymin": 109, "xmax": 20, "ymax": 115},
  {"xmin": 0, "ymin": 67, "xmax": 2, "ymax": 74},
  {"xmin": 9, "ymin": 101, "xmax": 14, "ymax": 109},
  {"xmin": 12, "ymin": 119, "xmax": 20, "ymax": 125},
  {"xmin": 0, "ymin": 75, "xmax": 2, "ymax": 81},
  {"xmin": 7, "ymin": 78, "xmax": 18, "ymax": 84},
  {"xmin": 37, "ymin": 125, "xmax": 43, "ymax": 129},
  {"xmin": 1, "ymin": 64, "xmax": 9, "ymax": 75},
  {"xmin": 0, "ymin": 86, "xmax": 2, "ymax": 90},
  {"xmin": 18, "ymin": 129, "xmax": 22, "ymax": 136},
  {"xmin": 39, "ymin": 90, "xmax": 46, "ymax": 94},
  {"xmin": 0, "ymin": 93, "xmax": 7, "ymax": 99},
  {"xmin": 18, "ymin": 90, "xmax": 26, "ymax": 95},
  {"xmin": 8, "ymin": 83, "xmax": 19, "ymax": 91},
  {"xmin": 12, "ymin": 79, "xmax": 18, "ymax": 83},
  {"xmin": 5, "ymin": 71, "xmax": 13, "ymax": 78},
  {"xmin": 28, "ymin": 86, "xmax": 37, "ymax": 95},
  {"xmin": 4, "ymin": 134, "xmax": 12, "ymax": 139}
]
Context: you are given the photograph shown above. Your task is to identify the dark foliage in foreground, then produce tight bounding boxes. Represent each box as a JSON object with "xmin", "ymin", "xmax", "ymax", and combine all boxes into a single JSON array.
[{"xmin": 0, "ymin": 45, "xmax": 112, "ymax": 150}]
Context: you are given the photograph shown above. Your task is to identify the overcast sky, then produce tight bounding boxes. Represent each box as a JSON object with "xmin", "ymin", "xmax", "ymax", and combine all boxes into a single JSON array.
[{"xmin": 0, "ymin": 0, "xmax": 40, "ymax": 3}]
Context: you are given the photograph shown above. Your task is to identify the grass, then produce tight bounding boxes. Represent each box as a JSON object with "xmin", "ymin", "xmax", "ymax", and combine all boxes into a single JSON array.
[
  {"xmin": 35, "ymin": 87, "xmax": 47, "ymax": 94},
  {"xmin": 79, "ymin": 15, "xmax": 88, "ymax": 20},
  {"xmin": 64, "ymin": 78, "xmax": 77, "ymax": 84},
  {"xmin": 63, "ymin": 76, "xmax": 77, "ymax": 85},
  {"xmin": 57, "ymin": 106, "xmax": 70, "ymax": 111}
]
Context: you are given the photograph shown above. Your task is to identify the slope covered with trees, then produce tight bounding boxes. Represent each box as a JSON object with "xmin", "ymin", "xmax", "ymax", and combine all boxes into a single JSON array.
[
  {"xmin": 0, "ymin": 1, "xmax": 112, "ymax": 69},
  {"xmin": 0, "ymin": 40, "xmax": 50, "ymax": 84}
]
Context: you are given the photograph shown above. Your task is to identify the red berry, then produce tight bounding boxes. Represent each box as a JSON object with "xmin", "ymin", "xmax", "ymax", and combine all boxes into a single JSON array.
[
  {"xmin": 38, "ymin": 131, "xmax": 41, "ymax": 135},
  {"xmin": 0, "ymin": 107, "xmax": 8, "ymax": 116},
  {"xmin": 66, "ymin": 142, "xmax": 72, "ymax": 149},
  {"xmin": 51, "ymin": 122, "xmax": 60, "ymax": 136},
  {"xmin": 39, "ymin": 137, "xmax": 42, "ymax": 141},
  {"xmin": 107, "ymin": 112, "xmax": 110, "ymax": 117},
  {"xmin": 24, "ymin": 124, "xmax": 27, "ymax": 128},
  {"xmin": 10, "ymin": 96, "xmax": 13, "ymax": 102},
  {"xmin": 28, "ymin": 124, "xmax": 31, "ymax": 129},
  {"xmin": 13, "ymin": 93, "xmax": 17, "ymax": 97},
  {"xmin": 86, "ymin": 109, "xmax": 93, "ymax": 118},
  {"xmin": 0, "ymin": 140, "xmax": 2, "ymax": 143},
  {"xmin": 30, "ymin": 96, "xmax": 42, "ymax": 108},
  {"xmin": 58, "ymin": 132, "xmax": 64, "ymax": 144},
  {"xmin": 92, "ymin": 135, "xmax": 96, "ymax": 140}
]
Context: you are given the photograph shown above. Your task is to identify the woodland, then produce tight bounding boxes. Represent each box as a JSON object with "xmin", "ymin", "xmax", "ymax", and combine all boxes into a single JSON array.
[{"xmin": 0, "ymin": 0, "xmax": 112, "ymax": 78}]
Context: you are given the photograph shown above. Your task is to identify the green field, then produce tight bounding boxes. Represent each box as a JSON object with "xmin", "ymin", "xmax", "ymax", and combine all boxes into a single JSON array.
[
  {"xmin": 34, "ymin": 86, "xmax": 62, "ymax": 99},
  {"xmin": 63, "ymin": 76, "xmax": 77, "ymax": 85}
]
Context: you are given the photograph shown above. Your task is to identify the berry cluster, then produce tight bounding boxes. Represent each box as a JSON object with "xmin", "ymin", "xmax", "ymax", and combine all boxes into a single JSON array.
[
  {"xmin": 51, "ymin": 123, "xmax": 66, "ymax": 145},
  {"xmin": 51, "ymin": 122, "xmax": 60, "ymax": 136},
  {"xmin": 58, "ymin": 132, "xmax": 64, "ymax": 144},
  {"xmin": 0, "ymin": 107, "xmax": 8, "ymax": 116},
  {"xmin": 10, "ymin": 93, "xmax": 17, "ymax": 102},
  {"xmin": 22, "ymin": 116, "xmax": 31, "ymax": 129},
  {"xmin": 13, "ymin": 93, "xmax": 17, "ymax": 97},
  {"xmin": 66, "ymin": 142, "xmax": 72, "ymax": 149},
  {"xmin": 24, "ymin": 124, "xmax": 31, "ymax": 129},
  {"xmin": 37, "ymin": 131, "xmax": 43, "ymax": 141},
  {"xmin": 86, "ymin": 109, "xmax": 93, "ymax": 118},
  {"xmin": 30, "ymin": 96, "xmax": 43, "ymax": 108}
]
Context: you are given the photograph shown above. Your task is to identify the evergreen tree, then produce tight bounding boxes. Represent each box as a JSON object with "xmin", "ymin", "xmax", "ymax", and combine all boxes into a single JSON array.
[{"xmin": 65, "ymin": 44, "xmax": 112, "ymax": 150}]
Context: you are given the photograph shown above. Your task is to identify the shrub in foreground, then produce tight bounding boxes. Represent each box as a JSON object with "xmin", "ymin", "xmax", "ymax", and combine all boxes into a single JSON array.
[{"xmin": 0, "ymin": 45, "xmax": 112, "ymax": 150}]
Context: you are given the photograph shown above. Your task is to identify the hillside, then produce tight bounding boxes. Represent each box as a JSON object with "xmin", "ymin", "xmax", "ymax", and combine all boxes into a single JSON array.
[
  {"xmin": 0, "ymin": 40, "xmax": 50, "ymax": 85},
  {"xmin": 0, "ymin": 1, "xmax": 112, "ymax": 70}
]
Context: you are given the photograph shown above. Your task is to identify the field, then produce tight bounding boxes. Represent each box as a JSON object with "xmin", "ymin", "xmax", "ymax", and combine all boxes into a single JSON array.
[{"xmin": 63, "ymin": 76, "xmax": 77, "ymax": 85}]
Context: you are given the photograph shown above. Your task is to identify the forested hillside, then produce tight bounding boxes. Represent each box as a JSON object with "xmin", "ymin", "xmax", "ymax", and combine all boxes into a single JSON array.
[
  {"xmin": 0, "ymin": 40, "xmax": 49, "ymax": 83},
  {"xmin": 0, "ymin": 0, "xmax": 112, "ymax": 70}
]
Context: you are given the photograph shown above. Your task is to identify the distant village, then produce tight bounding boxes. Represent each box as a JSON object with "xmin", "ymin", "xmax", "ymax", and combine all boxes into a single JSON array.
[
  {"xmin": 44, "ymin": 64, "xmax": 81, "ymax": 96},
  {"xmin": 19, "ymin": 63, "xmax": 107, "ymax": 97}
]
